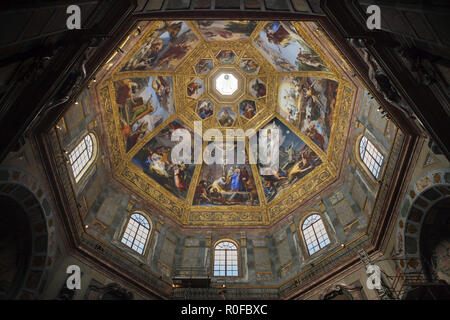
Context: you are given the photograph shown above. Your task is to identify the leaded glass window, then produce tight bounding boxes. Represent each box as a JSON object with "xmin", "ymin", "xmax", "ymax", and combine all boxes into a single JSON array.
[
  {"xmin": 359, "ymin": 136, "xmax": 384, "ymax": 179},
  {"xmin": 214, "ymin": 241, "xmax": 238, "ymax": 276},
  {"xmin": 302, "ymin": 214, "xmax": 330, "ymax": 255},
  {"xmin": 121, "ymin": 213, "xmax": 150, "ymax": 254}
]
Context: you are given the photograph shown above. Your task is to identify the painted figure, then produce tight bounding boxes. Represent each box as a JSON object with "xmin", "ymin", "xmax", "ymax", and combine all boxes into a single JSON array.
[
  {"xmin": 196, "ymin": 59, "xmax": 213, "ymax": 74},
  {"xmin": 230, "ymin": 168, "xmax": 241, "ymax": 192},
  {"xmin": 240, "ymin": 59, "xmax": 259, "ymax": 74},
  {"xmin": 254, "ymin": 21, "xmax": 328, "ymax": 72},
  {"xmin": 244, "ymin": 104, "xmax": 255, "ymax": 118},
  {"xmin": 195, "ymin": 20, "xmax": 257, "ymax": 41},
  {"xmin": 251, "ymin": 79, "xmax": 266, "ymax": 98},
  {"xmin": 218, "ymin": 109, "xmax": 235, "ymax": 127},
  {"xmin": 257, "ymin": 118, "xmax": 321, "ymax": 202},
  {"xmin": 174, "ymin": 164, "xmax": 188, "ymax": 190},
  {"xmin": 217, "ymin": 50, "xmax": 236, "ymax": 64},
  {"xmin": 197, "ymin": 100, "xmax": 214, "ymax": 119},
  {"xmin": 278, "ymin": 76, "xmax": 338, "ymax": 152},
  {"xmin": 194, "ymin": 180, "xmax": 211, "ymax": 204},
  {"xmin": 264, "ymin": 21, "xmax": 291, "ymax": 48},
  {"xmin": 187, "ymin": 81, "xmax": 203, "ymax": 98},
  {"xmin": 122, "ymin": 21, "xmax": 200, "ymax": 72},
  {"xmin": 194, "ymin": 141, "xmax": 259, "ymax": 206},
  {"xmin": 211, "ymin": 176, "xmax": 227, "ymax": 193},
  {"xmin": 131, "ymin": 120, "xmax": 195, "ymax": 199}
]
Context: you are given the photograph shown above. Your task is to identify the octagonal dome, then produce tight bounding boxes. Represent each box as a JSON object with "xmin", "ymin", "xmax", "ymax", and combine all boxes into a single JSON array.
[{"xmin": 97, "ymin": 20, "xmax": 357, "ymax": 226}]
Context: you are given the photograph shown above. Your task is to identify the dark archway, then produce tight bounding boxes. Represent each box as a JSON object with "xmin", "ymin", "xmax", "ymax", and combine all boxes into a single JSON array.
[
  {"xmin": 398, "ymin": 174, "xmax": 450, "ymax": 277},
  {"xmin": 0, "ymin": 195, "xmax": 33, "ymax": 299},
  {"xmin": 0, "ymin": 178, "xmax": 54, "ymax": 300},
  {"xmin": 402, "ymin": 191, "xmax": 450, "ymax": 300},
  {"xmin": 420, "ymin": 198, "xmax": 450, "ymax": 284}
]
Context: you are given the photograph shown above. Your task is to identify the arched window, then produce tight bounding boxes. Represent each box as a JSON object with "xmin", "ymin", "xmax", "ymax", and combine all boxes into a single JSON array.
[
  {"xmin": 359, "ymin": 136, "xmax": 383, "ymax": 179},
  {"xmin": 302, "ymin": 214, "xmax": 330, "ymax": 255},
  {"xmin": 213, "ymin": 241, "xmax": 238, "ymax": 276},
  {"xmin": 121, "ymin": 213, "xmax": 150, "ymax": 254},
  {"xmin": 68, "ymin": 133, "xmax": 97, "ymax": 182}
]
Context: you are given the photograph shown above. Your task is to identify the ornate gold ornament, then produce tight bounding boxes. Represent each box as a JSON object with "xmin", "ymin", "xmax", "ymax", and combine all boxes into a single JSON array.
[{"xmin": 97, "ymin": 20, "xmax": 357, "ymax": 226}]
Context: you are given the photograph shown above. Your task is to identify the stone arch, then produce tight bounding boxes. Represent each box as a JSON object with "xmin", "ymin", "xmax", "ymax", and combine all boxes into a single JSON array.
[
  {"xmin": 419, "ymin": 197, "xmax": 450, "ymax": 283},
  {"xmin": 396, "ymin": 169, "xmax": 450, "ymax": 277},
  {"xmin": 0, "ymin": 194, "xmax": 32, "ymax": 299},
  {"xmin": 0, "ymin": 167, "xmax": 56, "ymax": 299}
]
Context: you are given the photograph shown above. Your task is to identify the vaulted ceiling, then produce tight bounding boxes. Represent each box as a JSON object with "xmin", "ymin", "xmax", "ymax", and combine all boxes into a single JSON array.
[
  {"xmin": 96, "ymin": 20, "xmax": 359, "ymax": 227},
  {"xmin": 3, "ymin": 0, "xmax": 448, "ymax": 301}
]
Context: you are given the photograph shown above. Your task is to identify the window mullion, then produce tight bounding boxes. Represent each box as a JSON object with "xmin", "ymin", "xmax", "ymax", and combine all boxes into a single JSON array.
[
  {"xmin": 71, "ymin": 140, "xmax": 87, "ymax": 165},
  {"xmin": 225, "ymin": 250, "xmax": 228, "ymax": 276},
  {"xmin": 130, "ymin": 220, "xmax": 138, "ymax": 249},
  {"xmin": 312, "ymin": 222, "xmax": 320, "ymax": 249},
  {"xmin": 367, "ymin": 149, "xmax": 378, "ymax": 165}
]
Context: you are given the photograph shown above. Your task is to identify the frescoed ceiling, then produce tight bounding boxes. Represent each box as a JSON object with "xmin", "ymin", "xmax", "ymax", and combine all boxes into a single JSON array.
[{"xmin": 97, "ymin": 20, "xmax": 358, "ymax": 226}]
